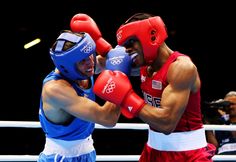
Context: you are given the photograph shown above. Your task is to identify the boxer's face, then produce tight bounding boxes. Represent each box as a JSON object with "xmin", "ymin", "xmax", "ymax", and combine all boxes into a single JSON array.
[
  {"xmin": 123, "ymin": 38, "xmax": 145, "ymax": 68},
  {"xmin": 76, "ymin": 54, "xmax": 95, "ymax": 77}
]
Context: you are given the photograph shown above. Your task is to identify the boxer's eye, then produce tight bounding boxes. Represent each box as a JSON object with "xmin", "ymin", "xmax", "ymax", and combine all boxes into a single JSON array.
[{"xmin": 123, "ymin": 38, "xmax": 137, "ymax": 48}]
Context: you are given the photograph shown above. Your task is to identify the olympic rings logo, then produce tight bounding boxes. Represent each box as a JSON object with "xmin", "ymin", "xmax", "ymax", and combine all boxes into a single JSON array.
[
  {"xmin": 105, "ymin": 80, "xmax": 116, "ymax": 94},
  {"xmin": 83, "ymin": 43, "xmax": 93, "ymax": 53},
  {"xmin": 109, "ymin": 57, "xmax": 123, "ymax": 65}
]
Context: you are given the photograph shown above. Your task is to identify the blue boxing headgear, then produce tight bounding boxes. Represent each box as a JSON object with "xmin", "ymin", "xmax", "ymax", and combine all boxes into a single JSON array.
[{"xmin": 50, "ymin": 32, "xmax": 96, "ymax": 80}]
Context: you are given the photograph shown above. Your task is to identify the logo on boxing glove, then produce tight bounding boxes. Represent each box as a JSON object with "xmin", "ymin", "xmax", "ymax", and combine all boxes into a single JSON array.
[
  {"xmin": 102, "ymin": 78, "xmax": 116, "ymax": 94},
  {"xmin": 108, "ymin": 56, "xmax": 125, "ymax": 65},
  {"xmin": 128, "ymin": 106, "xmax": 133, "ymax": 112}
]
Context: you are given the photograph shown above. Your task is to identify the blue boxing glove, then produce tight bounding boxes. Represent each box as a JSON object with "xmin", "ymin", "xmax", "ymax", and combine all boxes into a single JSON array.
[{"xmin": 106, "ymin": 45, "xmax": 132, "ymax": 75}]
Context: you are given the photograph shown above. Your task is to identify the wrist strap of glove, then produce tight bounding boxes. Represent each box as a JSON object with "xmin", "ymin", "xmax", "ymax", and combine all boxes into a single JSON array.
[
  {"xmin": 96, "ymin": 38, "xmax": 112, "ymax": 56},
  {"xmin": 122, "ymin": 91, "xmax": 145, "ymax": 117}
]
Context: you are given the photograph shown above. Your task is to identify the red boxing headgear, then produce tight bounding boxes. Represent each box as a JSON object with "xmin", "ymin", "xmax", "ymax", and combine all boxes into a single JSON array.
[{"xmin": 116, "ymin": 16, "xmax": 167, "ymax": 64}]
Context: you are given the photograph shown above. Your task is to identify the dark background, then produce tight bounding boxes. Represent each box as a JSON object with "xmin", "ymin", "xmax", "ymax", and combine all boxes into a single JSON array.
[{"xmin": 1, "ymin": 0, "xmax": 235, "ymax": 160}]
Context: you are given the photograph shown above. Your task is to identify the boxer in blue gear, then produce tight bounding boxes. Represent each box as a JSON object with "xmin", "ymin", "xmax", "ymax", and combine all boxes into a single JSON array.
[{"xmin": 38, "ymin": 30, "xmax": 120, "ymax": 162}]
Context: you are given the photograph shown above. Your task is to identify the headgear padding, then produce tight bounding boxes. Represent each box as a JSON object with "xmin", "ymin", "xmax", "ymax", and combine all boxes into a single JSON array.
[
  {"xmin": 50, "ymin": 32, "xmax": 96, "ymax": 80},
  {"xmin": 116, "ymin": 16, "xmax": 167, "ymax": 64}
]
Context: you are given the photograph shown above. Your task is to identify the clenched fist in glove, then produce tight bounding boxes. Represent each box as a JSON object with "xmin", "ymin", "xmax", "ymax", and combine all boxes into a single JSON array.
[
  {"xmin": 106, "ymin": 45, "xmax": 132, "ymax": 75},
  {"xmin": 93, "ymin": 70, "xmax": 145, "ymax": 118},
  {"xmin": 70, "ymin": 13, "xmax": 112, "ymax": 56}
]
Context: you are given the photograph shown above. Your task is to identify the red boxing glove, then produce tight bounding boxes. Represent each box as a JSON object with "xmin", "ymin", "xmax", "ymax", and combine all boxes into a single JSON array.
[
  {"xmin": 70, "ymin": 13, "xmax": 112, "ymax": 56},
  {"xmin": 94, "ymin": 70, "xmax": 145, "ymax": 118}
]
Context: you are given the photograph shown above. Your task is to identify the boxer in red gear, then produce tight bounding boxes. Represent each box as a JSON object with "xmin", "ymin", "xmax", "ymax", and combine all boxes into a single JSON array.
[
  {"xmin": 118, "ymin": 12, "xmax": 216, "ymax": 162},
  {"xmin": 70, "ymin": 13, "xmax": 112, "ymax": 56},
  {"xmin": 95, "ymin": 12, "xmax": 216, "ymax": 162}
]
